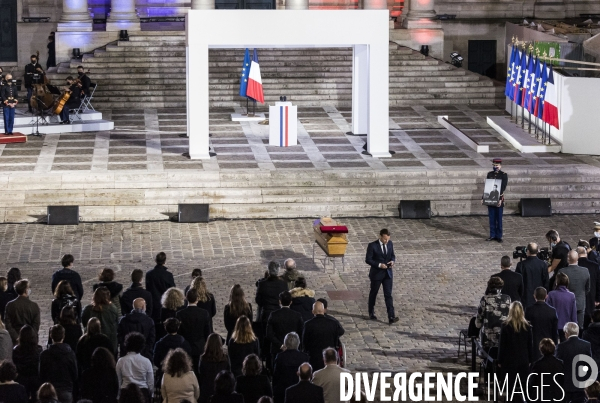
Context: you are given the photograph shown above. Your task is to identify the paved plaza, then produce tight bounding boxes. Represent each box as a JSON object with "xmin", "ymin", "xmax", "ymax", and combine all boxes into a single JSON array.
[{"xmin": 1, "ymin": 213, "xmax": 598, "ymax": 376}]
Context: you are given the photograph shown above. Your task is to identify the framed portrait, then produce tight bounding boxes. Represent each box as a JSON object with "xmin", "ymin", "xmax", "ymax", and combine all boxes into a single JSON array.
[{"xmin": 483, "ymin": 178, "xmax": 502, "ymax": 206}]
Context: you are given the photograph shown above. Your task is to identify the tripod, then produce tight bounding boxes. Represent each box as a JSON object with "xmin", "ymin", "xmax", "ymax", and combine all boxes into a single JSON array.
[{"xmin": 31, "ymin": 96, "xmax": 49, "ymax": 137}]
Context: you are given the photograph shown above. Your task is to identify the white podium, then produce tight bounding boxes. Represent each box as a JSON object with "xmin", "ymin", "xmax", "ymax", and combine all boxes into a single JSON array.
[{"xmin": 269, "ymin": 102, "xmax": 297, "ymax": 147}]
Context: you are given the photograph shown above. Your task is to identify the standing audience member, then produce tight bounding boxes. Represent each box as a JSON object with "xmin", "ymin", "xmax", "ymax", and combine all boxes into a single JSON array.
[
  {"xmin": 176, "ymin": 288, "xmax": 211, "ymax": 373},
  {"xmin": 6, "ymin": 268, "xmax": 21, "ymax": 296},
  {"xmin": 267, "ymin": 291, "xmax": 303, "ymax": 366},
  {"xmin": 51, "ymin": 254, "xmax": 84, "ymax": 300},
  {"xmin": 515, "ymin": 243, "xmax": 548, "ymax": 309},
  {"xmin": 153, "ymin": 318, "xmax": 191, "ymax": 373},
  {"xmin": 228, "ymin": 315, "xmax": 260, "ymax": 378},
  {"xmin": 561, "ymin": 250, "xmax": 591, "ymax": 328},
  {"xmin": 4, "ymin": 279, "xmax": 40, "ymax": 344},
  {"xmin": 547, "ymin": 230, "xmax": 571, "ymax": 288},
  {"xmin": 76, "ymin": 317, "xmax": 114, "ymax": 374},
  {"xmin": 290, "ymin": 278, "xmax": 315, "ymax": 322},
  {"xmin": 146, "ymin": 252, "xmax": 175, "ymax": 323},
  {"xmin": 0, "ymin": 277, "xmax": 15, "ymax": 322},
  {"xmin": 198, "ymin": 333, "xmax": 230, "ymax": 403},
  {"xmin": 547, "ymin": 272, "xmax": 578, "ymax": 341},
  {"xmin": 0, "ymin": 360, "xmax": 28, "ymax": 403},
  {"xmin": 160, "ymin": 348, "xmax": 200, "ymax": 403},
  {"xmin": 583, "ymin": 309, "xmax": 600, "ymax": 372},
  {"xmin": 224, "ymin": 284, "xmax": 253, "ymax": 343},
  {"xmin": 157, "ymin": 287, "xmax": 185, "ymax": 340},
  {"xmin": 577, "ymin": 246, "xmax": 600, "ymax": 329},
  {"xmin": 256, "ymin": 261, "xmax": 288, "ymax": 363},
  {"xmin": 284, "ymin": 363, "xmax": 324, "ymax": 403},
  {"xmin": 117, "ymin": 298, "xmax": 155, "ymax": 360},
  {"xmin": 51, "ymin": 280, "xmax": 81, "ymax": 324},
  {"xmin": 0, "ymin": 318, "xmax": 11, "ymax": 362},
  {"xmin": 475, "ymin": 276, "xmax": 510, "ymax": 349},
  {"xmin": 183, "ymin": 269, "xmax": 202, "ymax": 296},
  {"xmin": 312, "ymin": 348, "xmax": 350, "ymax": 403},
  {"xmin": 528, "ymin": 339, "xmax": 564, "ymax": 403},
  {"xmin": 37, "ymin": 382, "xmax": 60, "ymax": 403},
  {"xmin": 118, "ymin": 383, "xmax": 146, "ymax": 403},
  {"xmin": 302, "ymin": 302, "xmax": 344, "ymax": 372},
  {"xmin": 115, "ymin": 332, "xmax": 154, "ymax": 403},
  {"xmin": 58, "ymin": 306, "xmax": 83, "ymax": 352},
  {"xmin": 93, "ymin": 268, "xmax": 124, "ymax": 317},
  {"xmin": 13, "ymin": 325, "xmax": 42, "ymax": 401},
  {"xmin": 557, "ymin": 322, "xmax": 592, "ymax": 403},
  {"xmin": 272, "ymin": 333, "xmax": 308, "ymax": 403},
  {"xmin": 82, "ymin": 287, "xmax": 119, "ymax": 353},
  {"xmin": 210, "ymin": 370, "xmax": 244, "ymax": 403},
  {"xmin": 80, "ymin": 347, "xmax": 119, "ymax": 403},
  {"xmin": 489, "ymin": 256, "xmax": 523, "ymax": 303},
  {"xmin": 189, "ymin": 276, "xmax": 217, "ymax": 328},
  {"xmin": 587, "ymin": 381, "xmax": 600, "ymax": 403},
  {"xmin": 317, "ymin": 298, "xmax": 343, "ymax": 330},
  {"xmin": 497, "ymin": 302, "xmax": 533, "ymax": 403},
  {"xmin": 121, "ymin": 269, "xmax": 153, "ymax": 318},
  {"xmin": 258, "ymin": 398, "xmax": 274, "ymax": 403},
  {"xmin": 235, "ymin": 354, "xmax": 273, "ymax": 403},
  {"xmin": 39, "ymin": 325, "xmax": 78, "ymax": 403},
  {"xmin": 525, "ymin": 287, "xmax": 558, "ymax": 361},
  {"xmin": 281, "ymin": 259, "xmax": 300, "ymax": 290}
]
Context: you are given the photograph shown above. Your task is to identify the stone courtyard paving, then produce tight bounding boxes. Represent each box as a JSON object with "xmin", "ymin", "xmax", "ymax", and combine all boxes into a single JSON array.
[{"xmin": 1, "ymin": 213, "xmax": 598, "ymax": 384}]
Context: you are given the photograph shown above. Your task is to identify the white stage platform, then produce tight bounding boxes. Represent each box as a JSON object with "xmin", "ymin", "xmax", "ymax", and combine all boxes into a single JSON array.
[
  {"xmin": 1, "ymin": 111, "xmax": 114, "ymax": 135},
  {"xmin": 231, "ymin": 113, "xmax": 266, "ymax": 122},
  {"xmin": 438, "ymin": 115, "xmax": 489, "ymax": 153},
  {"xmin": 487, "ymin": 115, "xmax": 561, "ymax": 153}
]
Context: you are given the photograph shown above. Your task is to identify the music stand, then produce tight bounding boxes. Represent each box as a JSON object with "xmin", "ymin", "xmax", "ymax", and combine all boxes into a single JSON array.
[{"xmin": 31, "ymin": 96, "xmax": 49, "ymax": 137}]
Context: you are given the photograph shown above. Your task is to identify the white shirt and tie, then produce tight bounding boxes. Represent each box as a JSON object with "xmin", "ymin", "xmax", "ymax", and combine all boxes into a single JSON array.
[{"xmin": 379, "ymin": 241, "xmax": 389, "ymax": 269}]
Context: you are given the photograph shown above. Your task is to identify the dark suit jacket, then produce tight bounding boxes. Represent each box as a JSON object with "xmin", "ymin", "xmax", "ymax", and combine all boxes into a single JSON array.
[
  {"xmin": 529, "ymin": 355, "xmax": 564, "ymax": 402},
  {"xmin": 117, "ymin": 310, "xmax": 156, "ymax": 360},
  {"xmin": 583, "ymin": 322, "xmax": 600, "ymax": 371},
  {"xmin": 556, "ymin": 336, "xmax": 592, "ymax": 392},
  {"xmin": 145, "ymin": 265, "xmax": 175, "ymax": 320},
  {"xmin": 490, "ymin": 270, "xmax": 524, "ymax": 303},
  {"xmin": 497, "ymin": 323, "xmax": 533, "ymax": 368},
  {"xmin": 120, "ymin": 283, "xmax": 153, "ymax": 317},
  {"xmin": 255, "ymin": 277, "xmax": 288, "ymax": 323},
  {"xmin": 176, "ymin": 305, "xmax": 211, "ymax": 357},
  {"xmin": 302, "ymin": 315, "xmax": 344, "ymax": 371},
  {"xmin": 5, "ymin": 296, "xmax": 41, "ymax": 343},
  {"xmin": 578, "ymin": 257, "xmax": 600, "ymax": 316},
  {"xmin": 365, "ymin": 240, "xmax": 395, "ymax": 281},
  {"xmin": 515, "ymin": 256, "xmax": 549, "ymax": 308},
  {"xmin": 561, "ymin": 265, "xmax": 591, "ymax": 315},
  {"xmin": 525, "ymin": 301, "xmax": 558, "ymax": 361},
  {"xmin": 267, "ymin": 307, "xmax": 304, "ymax": 354},
  {"xmin": 273, "ymin": 349, "xmax": 310, "ymax": 403},
  {"xmin": 235, "ymin": 374, "xmax": 273, "ymax": 403},
  {"xmin": 51, "ymin": 268, "xmax": 84, "ymax": 300},
  {"xmin": 284, "ymin": 381, "xmax": 324, "ymax": 403}
]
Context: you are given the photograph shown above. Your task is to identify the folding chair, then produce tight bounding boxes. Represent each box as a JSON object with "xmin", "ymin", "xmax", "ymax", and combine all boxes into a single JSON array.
[{"xmin": 82, "ymin": 82, "xmax": 97, "ymax": 111}]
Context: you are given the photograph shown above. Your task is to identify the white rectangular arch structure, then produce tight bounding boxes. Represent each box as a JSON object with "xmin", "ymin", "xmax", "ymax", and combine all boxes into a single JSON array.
[{"xmin": 186, "ymin": 10, "xmax": 390, "ymax": 159}]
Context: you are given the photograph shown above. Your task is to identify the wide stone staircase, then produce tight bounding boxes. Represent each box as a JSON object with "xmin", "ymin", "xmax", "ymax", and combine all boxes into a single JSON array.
[{"xmin": 45, "ymin": 31, "xmax": 505, "ymax": 109}]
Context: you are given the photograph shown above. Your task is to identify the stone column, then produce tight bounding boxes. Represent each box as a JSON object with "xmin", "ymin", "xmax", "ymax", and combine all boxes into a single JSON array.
[
  {"xmin": 402, "ymin": 0, "xmax": 440, "ymax": 28},
  {"xmin": 285, "ymin": 0, "xmax": 308, "ymax": 10},
  {"xmin": 192, "ymin": 0, "xmax": 216, "ymax": 9},
  {"xmin": 106, "ymin": 0, "xmax": 141, "ymax": 31},
  {"xmin": 57, "ymin": 0, "xmax": 93, "ymax": 32}
]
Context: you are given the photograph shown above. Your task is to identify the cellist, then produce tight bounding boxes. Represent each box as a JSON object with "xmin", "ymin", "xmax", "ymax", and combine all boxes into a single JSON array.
[{"xmin": 58, "ymin": 76, "xmax": 81, "ymax": 124}]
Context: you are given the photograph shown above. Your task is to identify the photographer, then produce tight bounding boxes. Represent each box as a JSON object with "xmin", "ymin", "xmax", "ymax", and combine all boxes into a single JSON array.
[
  {"xmin": 1, "ymin": 74, "xmax": 18, "ymax": 135},
  {"xmin": 546, "ymin": 229, "xmax": 570, "ymax": 289},
  {"xmin": 516, "ymin": 243, "xmax": 549, "ymax": 309}
]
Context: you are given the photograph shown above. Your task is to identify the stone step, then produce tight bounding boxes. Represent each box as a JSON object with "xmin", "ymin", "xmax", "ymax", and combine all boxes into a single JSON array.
[
  {"xmin": 117, "ymin": 41, "xmax": 187, "ymax": 47},
  {"xmin": 106, "ymin": 45, "xmax": 187, "ymax": 52}
]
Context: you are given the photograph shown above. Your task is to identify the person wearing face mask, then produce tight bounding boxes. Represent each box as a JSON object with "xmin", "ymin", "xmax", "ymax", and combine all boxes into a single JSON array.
[
  {"xmin": 4, "ymin": 279, "xmax": 41, "ymax": 344},
  {"xmin": 589, "ymin": 223, "xmax": 600, "ymax": 259},
  {"xmin": 483, "ymin": 158, "xmax": 508, "ymax": 243},
  {"xmin": 1, "ymin": 74, "xmax": 18, "ymax": 135},
  {"xmin": 58, "ymin": 76, "xmax": 81, "ymax": 124},
  {"xmin": 76, "ymin": 66, "xmax": 91, "ymax": 97},
  {"xmin": 546, "ymin": 229, "xmax": 571, "ymax": 289},
  {"xmin": 24, "ymin": 55, "xmax": 44, "ymax": 113}
]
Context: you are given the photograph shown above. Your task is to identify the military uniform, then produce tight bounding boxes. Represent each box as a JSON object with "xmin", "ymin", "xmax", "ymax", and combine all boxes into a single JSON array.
[
  {"xmin": 486, "ymin": 158, "xmax": 508, "ymax": 242},
  {"xmin": 1, "ymin": 83, "xmax": 18, "ymax": 134}
]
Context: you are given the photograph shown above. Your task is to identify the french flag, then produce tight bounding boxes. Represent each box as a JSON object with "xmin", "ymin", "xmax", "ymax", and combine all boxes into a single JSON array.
[
  {"xmin": 542, "ymin": 65, "xmax": 559, "ymax": 129},
  {"xmin": 246, "ymin": 48, "xmax": 264, "ymax": 104}
]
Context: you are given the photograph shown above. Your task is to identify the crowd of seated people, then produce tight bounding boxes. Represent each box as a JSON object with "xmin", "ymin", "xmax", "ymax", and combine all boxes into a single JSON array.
[
  {"xmin": 0, "ymin": 254, "xmax": 347, "ymax": 403},
  {"xmin": 474, "ymin": 228, "xmax": 600, "ymax": 403}
]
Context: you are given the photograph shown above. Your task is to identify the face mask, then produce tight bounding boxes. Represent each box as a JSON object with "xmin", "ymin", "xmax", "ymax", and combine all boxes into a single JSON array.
[
  {"xmin": 551, "ymin": 242, "xmax": 556, "ymax": 248},
  {"xmin": 595, "ymin": 232, "xmax": 600, "ymax": 238},
  {"xmin": 493, "ymin": 166, "xmax": 499, "ymax": 172},
  {"xmin": 26, "ymin": 289, "xmax": 31, "ymax": 297}
]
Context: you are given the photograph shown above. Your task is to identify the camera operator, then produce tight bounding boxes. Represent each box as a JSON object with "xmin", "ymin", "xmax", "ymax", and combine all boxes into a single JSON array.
[
  {"xmin": 546, "ymin": 229, "xmax": 571, "ymax": 289},
  {"xmin": 516, "ymin": 243, "xmax": 549, "ymax": 309},
  {"xmin": 24, "ymin": 54, "xmax": 44, "ymax": 113},
  {"xmin": 577, "ymin": 246, "xmax": 600, "ymax": 330}
]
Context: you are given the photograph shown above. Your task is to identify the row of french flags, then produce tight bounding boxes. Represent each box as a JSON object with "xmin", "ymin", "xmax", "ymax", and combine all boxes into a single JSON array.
[
  {"xmin": 239, "ymin": 48, "xmax": 265, "ymax": 104},
  {"xmin": 505, "ymin": 46, "xmax": 559, "ymax": 129}
]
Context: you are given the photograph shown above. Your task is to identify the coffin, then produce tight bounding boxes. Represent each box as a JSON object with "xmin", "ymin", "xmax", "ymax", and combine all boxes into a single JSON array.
[{"xmin": 313, "ymin": 217, "xmax": 348, "ymax": 256}]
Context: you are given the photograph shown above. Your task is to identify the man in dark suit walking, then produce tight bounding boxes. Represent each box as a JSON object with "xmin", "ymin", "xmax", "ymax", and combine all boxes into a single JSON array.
[
  {"xmin": 365, "ymin": 228, "xmax": 399, "ymax": 324},
  {"xmin": 489, "ymin": 256, "xmax": 524, "ymax": 303},
  {"xmin": 284, "ymin": 363, "xmax": 324, "ymax": 403},
  {"xmin": 577, "ymin": 246, "xmax": 600, "ymax": 329},
  {"xmin": 176, "ymin": 288, "xmax": 211, "ymax": 374},
  {"xmin": 515, "ymin": 243, "xmax": 548, "ymax": 309},
  {"xmin": 267, "ymin": 291, "xmax": 304, "ymax": 366},
  {"xmin": 556, "ymin": 322, "xmax": 592, "ymax": 403},
  {"xmin": 525, "ymin": 287, "xmax": 558, "ymax": 361}
]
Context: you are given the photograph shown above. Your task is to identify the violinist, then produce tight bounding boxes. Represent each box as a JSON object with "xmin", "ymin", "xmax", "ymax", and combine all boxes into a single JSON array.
[
  {"xmin": 25, "ymin": 55, "xmax": 45, "ymax": 113},
  {"xmin": 58, "ymin": 76, "xmax": 81, "ymax": 124},
  {"xmin": 1, "ymin": 74, "xmax": 18, "ymax": 135},
  {"xmin": 77, "ymin": 66, "xmax": 91, "ymax": 97}
]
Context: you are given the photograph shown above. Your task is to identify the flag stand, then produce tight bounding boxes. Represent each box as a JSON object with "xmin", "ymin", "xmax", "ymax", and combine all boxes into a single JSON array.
[
  {"xmin": 534, "ymin": 117, "xmax": 539, "ymax": 139},
  {"xmin": 245, "ymin": 98, "xmax": 249, "ymax": 116},
  {"xmin": 521, "ymin": 105, "xmax": 525, "ymax": 129}
]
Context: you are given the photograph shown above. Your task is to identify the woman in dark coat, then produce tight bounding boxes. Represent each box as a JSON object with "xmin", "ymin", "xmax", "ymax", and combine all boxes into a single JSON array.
[
  {"xmin": 223, "ymin": 285, "xmax": 253, "ymax": 343},
  {"xmin": 528, "ymin": 338, "xmax": 564, "ymax": 403},
  {"xmin": 80, "ymin": 347, "xmax": 119, "ymax": 403},
  {"xmin": 235, "ymin": 354, "xmax": 272, "ymax": 403},
  {"xmin": 76, "ymin": 317, "xmax": 115, "ymax": 374},
  {"xmin": 58, "ymin": 306, "xmax": 83, "ymax": 352},
  {"xmin": 51, "ymin": 280, "xmax": 82, "ymax": 324},
  {"xmin": 82, "ymin": 287, "xmax": 119, "ymax": 353},
  {"xmin": 497, "ymin": 301, "xmax": 533, "ymax": 403},
  {"xmin": 0, "ymin": 277, "xmax": 16, "ymax": 322},
  {"xmin": 210, "ymin": 370, "xmax": 244, "ymax": 403},
  {"xmin": 228, "ymin": 315, "xmax": 260, "ymax": 378},
  {"xmin": 92, "ymin": 268, "xmax": 124, "ymax": 317},
  {"xmin": 289, "ymin": 277, "xmax": 315, "ymax": 323},
  {"xmin": 0, "ymin": 360, "xmax": 27, "ymax": 403},
  {"xmin": 157, "ymin": 287, "xmax": 185, "ymax": 340},
  {"xmin": 190, "ymin": 276, "xmax": 217, "ymax": 329},
  {"xmin": 199, "ymin": 333, "xmax": 230, "ymax": 403},
  {"xmin": 12, "ymin": 325, "xmax": 42, "ymax": 402}
]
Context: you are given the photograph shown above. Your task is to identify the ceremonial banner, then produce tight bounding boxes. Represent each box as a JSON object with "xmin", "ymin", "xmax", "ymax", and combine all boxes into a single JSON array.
[
  {"xmin": 246, "ymin": 48, "xmax": 264, "ymax": 104},
  {"xmin": 542, "ymin": 65, "xmax": 560, "ymax": 129},
  {"xmin": 239, "ymin": 48, "xmax": 251, "ymax": 98},
  {"xmin": 534, "ymin": 61, "xmax": 548, "ymax": 119},
  {"xmin": 505, "ymin": 46, "xmax": 516, "ymax": 98}
]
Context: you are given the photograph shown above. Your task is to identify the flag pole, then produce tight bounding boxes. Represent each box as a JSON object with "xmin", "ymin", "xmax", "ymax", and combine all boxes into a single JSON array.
[
  {"xmin": 246, "ymin": 97, "xmax": 249, "ymax": 116},
  {"xmin": 534, "ymin": 116, "xmax": 538, "ymax": 139}
]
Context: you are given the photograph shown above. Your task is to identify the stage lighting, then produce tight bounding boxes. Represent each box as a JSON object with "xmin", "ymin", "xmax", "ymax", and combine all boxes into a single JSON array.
[
  {"xmin": 450, "ymin": 52, "xmax": 463, "ymax": 68},
  {"xmin": 72, "ymin": 48, "xmax": 82, "ymax": 59},
  {"xmin": 119, "ymin": 30, "xmax": 129, "ymax": 41}
]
